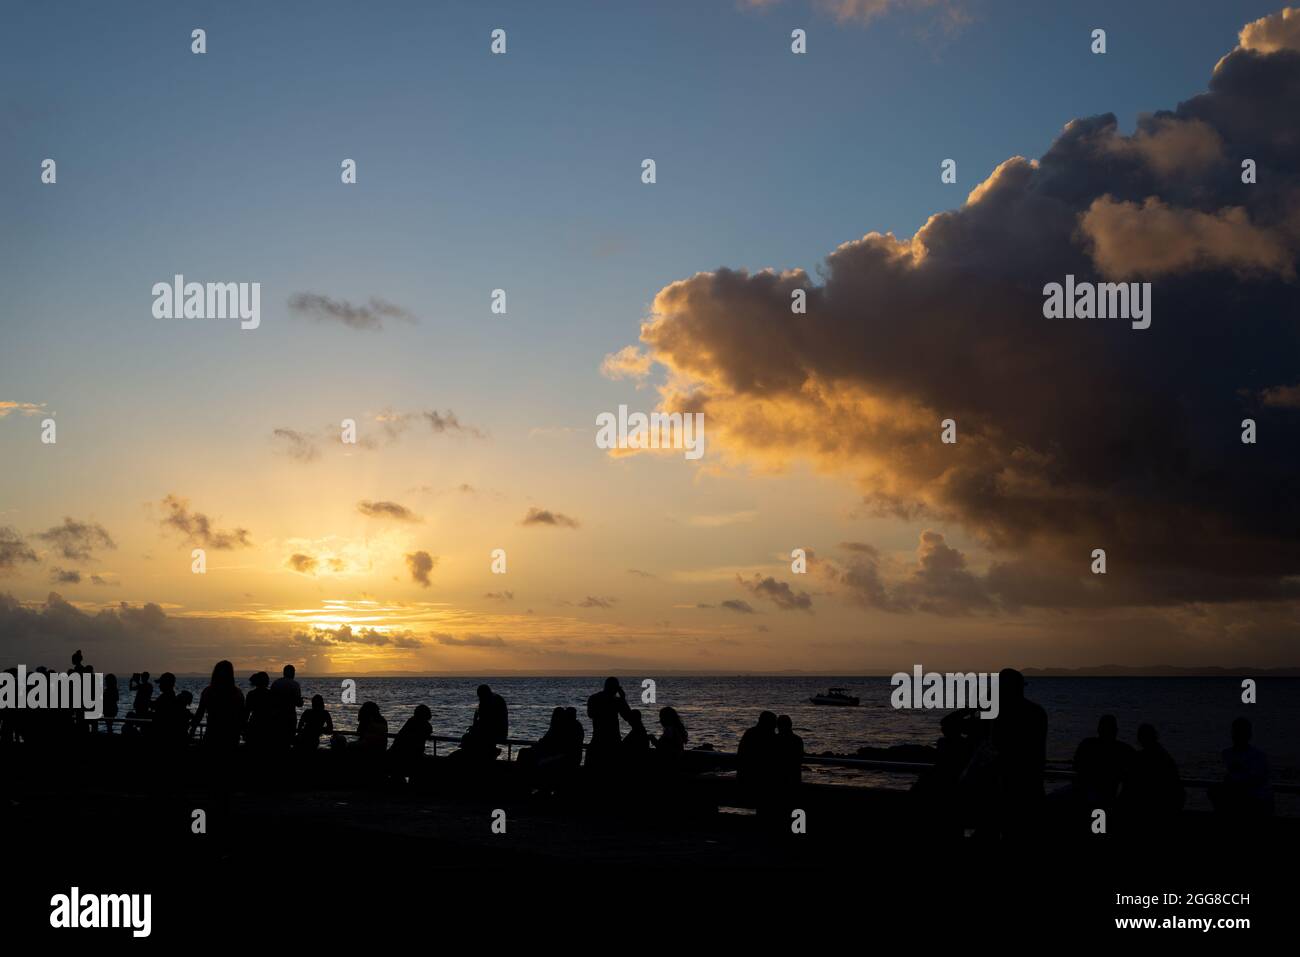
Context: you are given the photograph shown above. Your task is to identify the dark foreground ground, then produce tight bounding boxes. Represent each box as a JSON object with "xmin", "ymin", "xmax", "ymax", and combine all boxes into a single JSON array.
[{"xmin": 3, "ymin": 739, "xmax": 1294, "ymax": 941}]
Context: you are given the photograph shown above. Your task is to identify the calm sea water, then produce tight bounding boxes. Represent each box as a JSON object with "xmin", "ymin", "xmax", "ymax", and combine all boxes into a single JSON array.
[{"xmin": 146, "ymin": 675, "xmax": 1297, "ymax": 813}]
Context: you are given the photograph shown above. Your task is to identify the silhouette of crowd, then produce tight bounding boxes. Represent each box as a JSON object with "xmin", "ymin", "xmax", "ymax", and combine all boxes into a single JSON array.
[{"xmin": 0, "ymin": 657, "xmax": 1282, "ymax": 839}]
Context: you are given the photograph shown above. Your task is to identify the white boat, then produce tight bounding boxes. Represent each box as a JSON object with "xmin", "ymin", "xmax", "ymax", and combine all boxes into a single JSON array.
[{"xmin": 809, "ymin": 687, "xmax": 859, "ymax": 706}]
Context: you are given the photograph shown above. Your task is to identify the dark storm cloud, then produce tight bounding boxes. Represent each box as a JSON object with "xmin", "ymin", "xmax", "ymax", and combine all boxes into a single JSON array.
[
  {"xmin": 737, "ymin": 575, "xmax": 813, "ymax": 612},
  {"xmin": 159, "ymin": 496, "xmax": 252, "ymax": 550},
  {"xmin": 288, "ymin": 293, "xmax": 418, "ymax": 331},
  {"xmin": 49, "ymin": 568, "xmax": 81, "ymax": 584},
  {"xmin": 625, "ymin": 14, "xmax": 1300, "ymax": 609},
  {"xmin": 0, "ymin": 592, "xmax": 168, "ymax": 648}
]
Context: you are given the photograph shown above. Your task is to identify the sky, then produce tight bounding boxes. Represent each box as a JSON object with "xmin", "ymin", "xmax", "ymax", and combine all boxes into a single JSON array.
[{"xmin": 2, "ymin": 0, "xmax": 1299, "ymax": 675}]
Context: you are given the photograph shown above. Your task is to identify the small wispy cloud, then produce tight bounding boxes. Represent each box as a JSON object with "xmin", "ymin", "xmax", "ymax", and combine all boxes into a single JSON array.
[
  {"xmin": 357, "ymin": 500, "xmax": 422, "ymax": 523},
  {"xmin": 521, "ymin": 507, "xmax": 580, "ymax": 529},
  {"xmin": 159, "ymin": 496, "xmax": 252, "ymax": 550},
  {"xmin": 405, "ymin": 550, "xmax": 437, "ymax": 587},
  {"xmin": 288, "ymin": 293, "xmax": 418, "ymax": 331}
]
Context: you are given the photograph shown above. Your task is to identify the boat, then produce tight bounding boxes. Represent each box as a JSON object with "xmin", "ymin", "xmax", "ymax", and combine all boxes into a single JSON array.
[{"xmin": 809, "ymin": 687, "xmax": 860, "ymax": 706}]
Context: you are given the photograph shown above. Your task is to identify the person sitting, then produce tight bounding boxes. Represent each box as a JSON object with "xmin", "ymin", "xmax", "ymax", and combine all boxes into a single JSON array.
[
  {"xmin": 621, "ymin": 709, "xmax": 653, "ymax": 773},
  {"xmin": 1119, "ymin": 723, "xmax": 1184, "ymax": 834},
  {"xmin": 655, "ymin": 707, "xmax": 688, "ymax": 771},
  {"xmin": 354, "ymin": 702, "xmax": 389, "ymax": 753},
  {"xmin": 456, "ymin": 684, "xmax": 508, "ymax": 761},
  {"xmin": 1072, "ymin": 714, "xmax": 1134, "ymax": 810},
  {"xmin": 295, "ymin": 695, "xmax": 334, "ymax": 752},
  {"xmin": 389, "ymin": 705, "xmax": 434, "ymax": 780},
  {"xmin": 1209, "ymin": 717, "xmax": 1273, "ymax": 819},
  {"xmin": 563, "ymin": 707, "xmax": 585, "ymax": 771}
]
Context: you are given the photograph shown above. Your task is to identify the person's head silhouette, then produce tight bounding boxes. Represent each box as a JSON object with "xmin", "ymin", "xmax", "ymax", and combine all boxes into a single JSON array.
[
  {"xmin": 1098, "ymin": 714, "xmax": 1118, "ymax": 741},
  {"xmin": 283, "ymin": 664, "xmax": 295, "ymax": 680},
  {"xmin": 157, "ymin": 672, "xmax": 176, "ymax": 693},
  {"xmin": 998, "ymin": 668, "xmax": 1025, "ymax": 704},
  {"xmin": 628, "ymin": 709, "xmax": 643, "ymax": 729},
  {"xmin": 311, "ymin": 694, "xmax": 325, "ymax": 711},
  {"xmin": 1231, "ymin": 716, "xmax": 1252, "ymax": 749},
  {"xmin": 414, "ymin": 704, "xmax": 432, "ymax": 722},
  {"xmin": 603, "ymin": 677, "xmax": 620, "ymax": 694},
  {"xmin": 1136, "ymin": 723, "xmax": 1158, "ymax": 750},
  {"xmin": 250, "ymin": 671, "xmax": 269, "ymax": 689},
  {"xmin": 777, "ymin": 714, "xmax": 793, "ymax": 735},
  {"xmin": 210, "ymin": 661, "xmax": 234, "ymax": 689},
  {"xmin": 758, "ymin": 711, "xmax": 777, "ymax": 732}
]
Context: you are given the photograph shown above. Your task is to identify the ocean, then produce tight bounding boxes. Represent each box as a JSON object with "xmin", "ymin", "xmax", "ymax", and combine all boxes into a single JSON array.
[{"xmin": 132, "ymin": 674, "xmax": 1299, "ymax": 814}]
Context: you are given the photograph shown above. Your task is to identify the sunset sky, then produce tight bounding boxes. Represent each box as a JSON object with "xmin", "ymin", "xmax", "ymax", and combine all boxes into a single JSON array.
[{"xmin": 3, "ymin": 1, "xmax": 1299, "ymax": 675}]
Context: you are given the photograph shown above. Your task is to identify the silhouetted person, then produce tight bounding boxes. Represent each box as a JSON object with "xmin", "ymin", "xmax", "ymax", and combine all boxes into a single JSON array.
[
  {"xmin": 987, "ymin": 668, "xmax": 1047, "ymax": 839},
  {"xmin": 131, "ymin": 672, "xmax": 153, "ymax": 715},
  {"xmin": 295, "ymin": 695, "xmax": 334, "ymax": 752},
  {"xmin": 1210, "ymin": 717, "xmax": 1273, "ymax": 819},
  {"xmin": 522, "ymin": 708, "xmax": 574, "ymax": 792},
  {"xmin": 191, "ymin": 660, "xmax": 245, "ymax": 751},
  {"xmin": 531, "ymin": 708, "xmax": 566, "ymax": 761},
  {"xmin": 621, "ymin": 709, "xmax": 652, "ymax": 775},
  {"xmin": 150, "ymin": 672, "xmax": 186, "ymax": 745},
  {"xmin": 563, "ymin": 706, "xmax": 585, "ymax": 770},
  {"xmin": 269, "ymin": 665, "xmax": 303, "ymax": 749},
  {"xmin": 914, "ymin": 708, "xmax": 979, "ymax": 836},
  {"xmin": 244, "ymin": 672, "xmax": 273, "ymax": 749},
  {"xmin": 774, "ymin": 715, "xmax": 804, "ymax": 790},
  {"xmin": 1119, "ymin": 723, "xmax": 1183, "ymax": 834},
  {"xmin": 586, "ymin": 677, "xmax": 633, "ymax": 771},
  {"xmin": 458, "ymin": 684, "xmax": 508, "ymax": 761},
  {"xmin": 655, "ymin": 707, "xmax": 688, "ymax": 770},
  {"xmin": 354, "ymin": 702, "xmax": 388, "ymax": 752},
  {"xmin": 125, "ymin": 671, "xmax": 153, "ymax": 735},
  {"xmin": 390, "ymin": 705, "xmax": 433, "ymax": 779},
  {"xmin": 1072, "ymin": 714, "xmax": 1134, "ymax": 810},
  {"xmin": 738, "ymin": 711, "xmax": 778, "ymax": 809}
]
